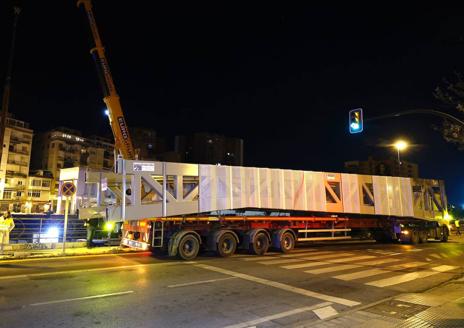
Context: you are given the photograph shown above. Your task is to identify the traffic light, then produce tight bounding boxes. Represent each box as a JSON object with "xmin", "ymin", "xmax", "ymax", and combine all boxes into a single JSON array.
[{"xmin": 349, "ymin": 108, "xmax": 363, "ymax": 134}]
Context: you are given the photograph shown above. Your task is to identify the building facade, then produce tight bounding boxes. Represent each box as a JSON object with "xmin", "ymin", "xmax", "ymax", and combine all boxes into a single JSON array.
[
  {"xmin": 344, "ymin": 156, "xmax": 419, "ymax": 178},
  {"xmin": 175, "ymin": 133, "xmax": 244, "ymax": 166},
  {"xmin": 0, "ymin": 117, "xmax": 33, "ymax": 212},
  {"xmin": 32, "ymin": 127, "xmax": 114, "ymax": 180}
]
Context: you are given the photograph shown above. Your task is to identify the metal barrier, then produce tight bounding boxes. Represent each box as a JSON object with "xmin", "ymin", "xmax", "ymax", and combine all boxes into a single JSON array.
[{"xmin": 9, "ymin": 214, "xmax": 86, "ymax": 244}]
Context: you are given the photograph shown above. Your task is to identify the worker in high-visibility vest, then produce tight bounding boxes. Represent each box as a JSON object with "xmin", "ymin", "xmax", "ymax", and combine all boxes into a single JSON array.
[
  {"xmin": 455, "ymin": 219, "xmax": 461, "ymax": 236},
  {"xmin": 0, "ymin": 211, "xmax": 14, "ymax": 245}
]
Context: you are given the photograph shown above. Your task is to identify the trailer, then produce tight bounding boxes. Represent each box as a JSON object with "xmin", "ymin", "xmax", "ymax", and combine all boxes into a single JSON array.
[{"xmin": 77, "ymin": 159, "xmax": 451, "ymax": 260}]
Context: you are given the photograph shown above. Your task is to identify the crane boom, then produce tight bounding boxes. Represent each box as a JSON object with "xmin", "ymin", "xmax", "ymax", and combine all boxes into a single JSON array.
[{"xmin": 77, "ymin": 0, "xmax": 136, "ymax": 160}]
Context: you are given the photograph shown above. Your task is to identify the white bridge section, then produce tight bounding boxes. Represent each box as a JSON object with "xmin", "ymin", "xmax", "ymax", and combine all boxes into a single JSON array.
[{"xmin": 76, "ymin": 160, "xmax": 445, "ymax": 222}]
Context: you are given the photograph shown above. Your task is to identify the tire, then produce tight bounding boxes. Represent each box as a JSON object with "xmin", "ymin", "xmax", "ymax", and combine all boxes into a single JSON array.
[
  {"xmin": 419, "ymin": 231, "xmax": 428, "ymax": 243},
  {"xmin": 441, "ymin": 226, "xmax": 449, "ymax": 242},
  {"xmin": 250, "ymin": 232, "xmax": 269, "ymax": 255},
  {"xmin": 279, "ymin": 232, "xmax": 295, "ymax": 253},
  {"xmin": 410, "ymin": 230, "xmax": 419, "ymax": 245},
  {"xmin": 216, "ymin": 233, "xmax": 237, "ymax": 257},
  {"xmin": 177, "ymin": 234, "xmax": 200, "ymax": 260}
]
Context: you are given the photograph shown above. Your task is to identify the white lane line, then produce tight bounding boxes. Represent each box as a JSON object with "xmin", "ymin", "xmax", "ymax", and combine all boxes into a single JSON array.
[
  {"xmin": 430, "ymin": 254, "xmax": 442, "ymax": 259},
  {"xmin": 366, "ymin": 271, "xmax": 439, "ymax": 288},
  {"xmin": 407, "ymin": 249, "xmax": 424, "ymax": 252},
  {"xmin": 297, "ymin": 252, "xmax": 354, "ymax": 261},
  {"xmin": 195, "ymin": 264, "xmax": 360, "ymax": 307},
  {"xmin": 334, "ymin": 268, "xmax": 389, "ymax": 281},
  {"xmin": 305, "ymin": 264, "xmax": 361, "ymax": 275},
  {"xmin": 312, "ymin": 305, "xmax": 339, "ymax": 320},
  {"xmin": 0, "ymin": 262, "xmax": 192, "ymax": 281},
  {"xmin": 167, "ymin": 277, "xmax": 237, "ymax": 288},
  {"xmin": 30, "ymin": 291, "xmax": 134, "ymax": 306},
  {"xmin": 223, "ymin": 302, "xmax": 332, "ymax": 328}
]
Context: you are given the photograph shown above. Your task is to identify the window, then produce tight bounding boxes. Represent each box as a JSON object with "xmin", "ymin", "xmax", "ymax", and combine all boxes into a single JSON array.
[
  {"xmin": 32, "ymin": 179, "xmax": 42, "ymax": 187},
  {"xmin": 51, "ymin": 143, "xmax": 55, "ymax": 149},
  {"xmin": 28, "ymin": 190, "xmax": 41, "ymax": 198},
  {"xmin": 3, "ymin": 191, "xmax": 12, "ymax": 199},
  {"xmin": 5, "ymin": 178, "xmax": 10, "ymax": 185},
  {"xmin": 42, "ymin": 180, "xmax": 50, "ymax": 188},
  {"xmin": 16, "ymin": 191, "xmax": 22, "ymax": 197},
  {"xmin": 17, "ymin": 180, "xmax": 23, "ymax": 186}
]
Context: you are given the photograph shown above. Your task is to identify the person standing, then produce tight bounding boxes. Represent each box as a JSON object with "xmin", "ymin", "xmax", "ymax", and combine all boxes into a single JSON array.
[{"xmin": 455, "ymin": 219, "xmax": 461, "ymax": 236}]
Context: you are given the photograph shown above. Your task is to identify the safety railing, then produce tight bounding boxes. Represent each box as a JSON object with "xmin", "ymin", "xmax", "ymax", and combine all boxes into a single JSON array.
[{"xmin": 8, "ymin": 214, "xmax": 86, "ymax": 244}]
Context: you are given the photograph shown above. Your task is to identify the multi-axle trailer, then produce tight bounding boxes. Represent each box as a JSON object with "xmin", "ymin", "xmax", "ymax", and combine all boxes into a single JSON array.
[{"xmin": 77, "ymin": 159, "xmax": 450, "ymax": 260}]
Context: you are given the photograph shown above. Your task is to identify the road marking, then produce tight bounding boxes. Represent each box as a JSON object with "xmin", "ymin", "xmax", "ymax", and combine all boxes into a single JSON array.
[
  {"xmin": 280, "ymin": 255, "xmax": 374, "ymax": 270},
  {"xmin": 282, "ymin": 261, "xmax": 333, "ymax": 270},
  {"xmin": 29, "ymin": 291, "xmax": 134, "ymax": 306},
  {"xmin": 407, "ymin": 248, "xmax": 424, "ymax": 252},
  {"xmin": 305, "ymin": 264, "xmax": 361, "ymax": 275},
  {"xmin": 167, "ymin": 277, "xmax": 237, "ymax": 288},
  {"xmin": 195, "ymin": 264, "xmax": 360, "ymax": 307},
  {"xmin": 360, "ymin": 258, "xmax": 401, "ymax": 266},
  {"xmin": 280, "ymin": 251, "xmax": 333, "ymax": 258},
  {"xmin": 0, "ymin": 262, "xmax": 192, "ymax": 281},
  {"xmin": 312, "ymin": 305, "xmax": 339, "ymax": 319},
  {"xmin": 240, "ymin": 256, "xmax": 279, "ymax": 261},
  {"xmin": 324, "ymin": 255, "xmax": 375, "ymax": 263},
  {"xmin": 334, "ymin": 268, "xmax": 389, "ymax": 281},
  {"xmin": 259, "ymin": 258, "xmax": 304, "ymax": 265},
  {"xmin": 366, "ymin": 270, "xmax": 439, "ymax": 287},
  {"xmin": 430, "ymin": 253, "xmax": 442, "ymax": 259},
  {"xmin": 392, "ymin": 262, "xmax": 427, "ymax": 269},
  {"xmin": 431, "ymin": 265, "xmax": 459, "ymax": 272},
  {"xmin": 223, "ymin": 302, "xmax": 332, "ymax": 328}
]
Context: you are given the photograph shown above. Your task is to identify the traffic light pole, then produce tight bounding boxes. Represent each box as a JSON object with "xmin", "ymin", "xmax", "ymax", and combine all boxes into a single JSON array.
[{"xmin": 365, "ymin": 109, "xmax": 464, "ymax": 127}]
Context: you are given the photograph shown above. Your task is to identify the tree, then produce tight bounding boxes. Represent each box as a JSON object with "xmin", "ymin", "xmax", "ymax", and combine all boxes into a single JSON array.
[{"xmin": 433, "ymin": 72, "xmax": 464, "ymax": 150}]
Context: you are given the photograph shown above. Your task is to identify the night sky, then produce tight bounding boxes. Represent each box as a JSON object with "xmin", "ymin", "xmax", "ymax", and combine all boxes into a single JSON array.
[{"xmin": 1, "ymin": 2, "xmax": 463, "ymax": 205}]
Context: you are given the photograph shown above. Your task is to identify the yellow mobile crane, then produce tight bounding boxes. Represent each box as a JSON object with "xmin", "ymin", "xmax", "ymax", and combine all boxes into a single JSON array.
[{"xmin": 77, "ymin": 0, "xmax": 135, "ymax": 160}]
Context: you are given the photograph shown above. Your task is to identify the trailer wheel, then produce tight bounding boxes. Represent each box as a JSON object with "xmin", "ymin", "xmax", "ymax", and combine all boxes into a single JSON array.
[
  {"xmin": 279, "ymin": 232, "xmax": 295, "ymax": 253},
  {"xmin": 217, "ymin": 233, "xmax": 237, "ymax": 257},
  {"xmin": 410, "ymin": 230, "xmax": 420, "ymax": 245},
  {"xmin": 177, "ymin": 234, "xmax": 200, "ymax": 260},
  {"xmin": 419, "ymin": 231, "xmax": 428, "ymax": 243},
  {"xmin": 250, "ymin": 232, "xmax": 269, "ymax": 255}
]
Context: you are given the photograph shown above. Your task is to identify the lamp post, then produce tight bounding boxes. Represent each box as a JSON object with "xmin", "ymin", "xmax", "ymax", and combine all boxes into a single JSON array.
[{"xmin": 393, "ymin": 140, "xmax": 408, "ymax": 176}]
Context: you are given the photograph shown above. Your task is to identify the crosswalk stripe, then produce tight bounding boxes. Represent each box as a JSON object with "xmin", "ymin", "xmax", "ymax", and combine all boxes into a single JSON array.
[
  {"xmin": 282, "ymin": 261, "xmax": 335, "ymax": 270},
  {"xmin": 393, "ymin": 262, "xmax": 427, "ymax": 269},
  {"xmin": 259, "ymin": 258, "xmax": 305, "ymax": 265},
  {"xmin": 280, "ymin": 251, "xmax": 334, "ymax": 258},
  {"xmin": 359, "ymin": 258, "xmax": 401, "ymax": 266},
  {"xmin": 333, "ymin": 268, "xmax": 388, "ymax": 281},
  {"xmin": 431, "ymin": 265, "xmax": 459, "ymax": 272},
  {"xmin": 298, "ymin": 252, "xmax": 354, "ymax": 261},
  {"xmin": 312, "ymin": 305, "xmax": 339, "ymax": 319},
  {"xmin": 305, "ymin": 264, "xmax": 361, "ymax": 275},
  {"xmin": 281, "ymin": 254, "xmax": 379, "ymax": 269},
  {"xmin": 430, "ymin": 254, "xmax": 442, "ymax": 259},
  {"xmin": 366, "ymin": 270, "xmax": 439, "ymax": 287},
  {"xmin": 326, "ymin": 255, "xmax": 376, "ymax": 263},
  {"xmin": 240, "ymin": 256, "xmax": 278, "ymax": 261}
]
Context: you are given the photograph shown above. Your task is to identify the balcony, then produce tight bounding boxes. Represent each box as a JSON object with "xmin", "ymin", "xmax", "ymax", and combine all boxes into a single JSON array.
[
  {"xmin": 5, "ymin": 171, "xmax": 27, "ymax": 178},
  {"xmin": 7, "ymin": 160, "xmax": 28, "ymax": 167}
]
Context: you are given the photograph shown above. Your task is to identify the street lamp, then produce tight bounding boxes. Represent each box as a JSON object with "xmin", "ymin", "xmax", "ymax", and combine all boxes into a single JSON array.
[{"xmin": 393, "ymin": 140, "xmax": 408, "ymax": 176}]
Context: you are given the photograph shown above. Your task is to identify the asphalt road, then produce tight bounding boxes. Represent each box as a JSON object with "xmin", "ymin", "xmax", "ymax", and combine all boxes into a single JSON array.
[{"xmin": 0, "ymin": 240, "xmax": 463, "ymax": 328}]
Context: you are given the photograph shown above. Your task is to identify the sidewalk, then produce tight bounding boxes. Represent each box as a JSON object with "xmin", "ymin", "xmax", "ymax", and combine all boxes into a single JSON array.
[
  {"xmin": 0, "ymin": 243, "xmax": 142, "ymax": 261},
  {"xmin": 309, "ymin": 275, "xmax": 464, "ymax": 327}
]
